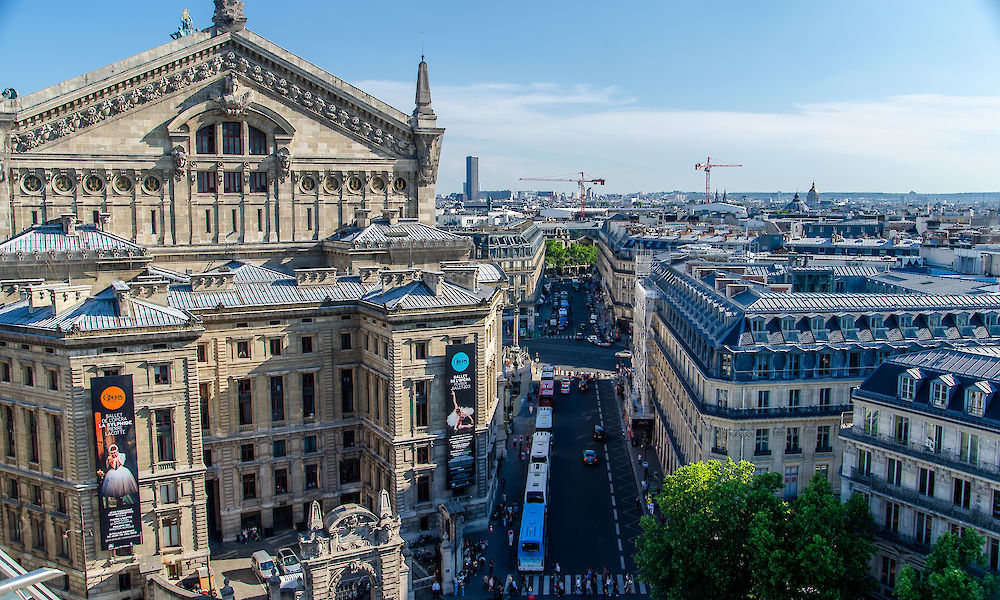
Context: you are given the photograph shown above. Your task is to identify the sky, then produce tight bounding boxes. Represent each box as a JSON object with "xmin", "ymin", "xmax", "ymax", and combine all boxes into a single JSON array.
[{"xmin": 2, "ymin": 0, "xmax": 1000, "ymax": 195}]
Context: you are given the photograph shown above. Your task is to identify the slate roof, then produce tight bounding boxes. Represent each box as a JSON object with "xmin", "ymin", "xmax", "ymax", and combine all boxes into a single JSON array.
[
  {"xmin": 336, "ymin": 219, "xmax": 466, "ymax": 246},
  {"xmin": 745, "ymin": 292, "xmax": 1000, "ymax": 313},
  {"xmin": 0, "ymin": 223, "xmax": 145, "ymax": 255},
  {"xmin": 0, "ymin": 288, "xmax": 192, "ymax": 332}
]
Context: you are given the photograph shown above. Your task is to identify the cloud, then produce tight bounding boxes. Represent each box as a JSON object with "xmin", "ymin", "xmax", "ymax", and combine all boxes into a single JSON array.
[{"xmin": 354, "ymin": 78, "xmax": 1000, "ymax": 194}]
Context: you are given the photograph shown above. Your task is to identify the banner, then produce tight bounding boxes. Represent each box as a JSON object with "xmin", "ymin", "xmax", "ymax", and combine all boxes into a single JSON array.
[
  {"xmin": 91, "ymin": 375, "xmax": 142, "ymax": 550},
  {"xmin": 445, "ymin": 343, "xmax": 476, "ymax": 489}
]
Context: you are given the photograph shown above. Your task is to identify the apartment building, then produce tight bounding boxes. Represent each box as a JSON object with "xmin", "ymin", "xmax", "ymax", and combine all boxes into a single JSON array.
[{"xmin": 841, "ymin": 347, "xmax": 1000, "ymax": 597}]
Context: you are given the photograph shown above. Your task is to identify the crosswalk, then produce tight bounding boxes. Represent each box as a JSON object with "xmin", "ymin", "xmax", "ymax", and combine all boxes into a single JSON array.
[{"xmin": 496, "ymin": 573, "xmax": 649, "ymax": 596}]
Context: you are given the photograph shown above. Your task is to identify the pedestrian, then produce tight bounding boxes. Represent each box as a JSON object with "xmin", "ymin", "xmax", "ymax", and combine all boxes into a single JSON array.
[
  {"xmin": 612, "ymin": 577, "xmax": 619, "ymax": 598},
  {"xmin": 432, "ymin": 580, "xmax": 442, "ymax": 600},
  {"xmin": 637, "ymin": 453, "xmax": 642, "ymax": 465},
  {"xmin": 457, "ymin": 573, "xmax": 465, "ymax": 597},
  {"xmin": 624, "ymin": 574, "xmax": 634, "ymax": 595},
  {"xmin": 554, "ymin": 562, "xmax": 561, "ymax": 578},
  {"xmin": 642, "ymin": 460, "xmax": 649, "ymax": 478},
  {"xmin": 489, "ymin": 559, "xmax": 495, "ymax": 577}
]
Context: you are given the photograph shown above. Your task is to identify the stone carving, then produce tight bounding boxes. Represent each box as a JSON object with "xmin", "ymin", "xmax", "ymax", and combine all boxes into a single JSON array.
[
  {"xmin": 415, "ymin": 134, "xmax": 442, "ymax": 184},
  {"xmin": 213, "ymin": 0, "xmax": 247, "ymax": 33},
  {"xmin": 171, "ymin": 145, "xmax": 187, "ymax": 180},
  {"xmin": 276, "ymin": 147, "xmax": 291, "ymax": 181},
  {"xmin": 171, "ymin": 8, "xmax": 196, "ymax": 40},
  {"xmin": 209, "ymin": 74, "xmax": 254, "ymax": 115}
]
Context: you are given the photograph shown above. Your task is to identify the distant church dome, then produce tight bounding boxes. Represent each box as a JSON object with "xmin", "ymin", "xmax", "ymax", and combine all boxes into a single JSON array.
[
  {"xmin": 783, "ymin": 192, "xmax": 811, "ymax": 213},
  {"xmin": 806, "ymin": 182, "xmax": 820, "ymax": 205}
]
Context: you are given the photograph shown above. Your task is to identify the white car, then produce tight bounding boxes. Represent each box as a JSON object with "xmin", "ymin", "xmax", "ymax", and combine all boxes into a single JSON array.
[
  {"xmin": 276, "ymin": 548, "xmax": 302, "ymax": 575},
  {"xmin": 615, "ymin": 350, "xmax": 633, "ymax": 359},
  {"xmin": 587, "ymin": 335, "xmax": 598, "ymax": 344},
  {"xmin": 250, "ymin": 550, "xmax": 278, "ymax": 582}
]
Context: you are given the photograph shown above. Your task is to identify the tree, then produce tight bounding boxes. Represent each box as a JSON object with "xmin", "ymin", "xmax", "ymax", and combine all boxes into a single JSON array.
[
  {"xmin": 896, "ymin": 531, "xmax": 1000, "ymax": 600},
  {"xmin": 635, "ymin": 459, "xmax": 784, "ymax": 600},
  {"xmin": 749, "ymin": 474, "xmax": 875, "ymax": 600}
]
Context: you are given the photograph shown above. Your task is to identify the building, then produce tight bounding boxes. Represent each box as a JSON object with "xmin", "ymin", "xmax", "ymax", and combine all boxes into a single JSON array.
[
  {"xmin": 0, "ymin": 3, "xmax": 504, "ymax": 599},
  {"xmin": 637, "ymin": 258, "xmax": 1000, "ymax": 502},
  {"xmin": 464, "ymin": 157, "xmax": 479, "ymax": 206},
  {"xmin": 841, "ymin": 347, "xmax": 1000, "ymax": 597}
]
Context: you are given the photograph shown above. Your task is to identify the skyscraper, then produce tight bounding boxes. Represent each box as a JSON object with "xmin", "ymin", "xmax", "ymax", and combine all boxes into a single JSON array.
[{"xmin": 465, "ymin": 156, "xmax": 479, "ymax": 204}]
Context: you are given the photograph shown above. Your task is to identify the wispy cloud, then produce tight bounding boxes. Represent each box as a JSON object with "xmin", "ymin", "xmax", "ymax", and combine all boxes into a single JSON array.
[{"xmin": 355, "ymin": 79, "xmax": 1000, "ymax": 194}]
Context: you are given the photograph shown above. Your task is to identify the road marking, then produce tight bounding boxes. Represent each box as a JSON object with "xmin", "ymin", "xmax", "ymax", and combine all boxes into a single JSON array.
[
  {"xmin": 615, "ymin": 523, "xmax": 620, "ymax": 535},
  {"xmin": 620, "ymin": 555, "xmax": 626, "ymax": 569},
  {"xmin": 609, "ymin": 483, "xmax": 614, "ymax": 494},
  {"xmin": 613, "ymin": 508, "xmax": 618, "ymax": 521},
  {"xmin": 617, "ymin": 538, "xmax": 623, "ymax": 552},
  {"xmin": 610, "ymin": 496, "xmax": 616, "ymax": 507}
]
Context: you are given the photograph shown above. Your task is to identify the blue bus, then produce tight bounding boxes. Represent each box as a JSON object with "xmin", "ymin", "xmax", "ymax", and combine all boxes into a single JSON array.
[{"xmin": 516, "ymin": 503, "xmax": 546, "ymax": 572}]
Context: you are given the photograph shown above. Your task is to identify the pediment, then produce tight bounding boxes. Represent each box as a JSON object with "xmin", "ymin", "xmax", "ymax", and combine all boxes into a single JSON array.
[{"xmin": 8, "ymin": 30, "xmax": 417, "ymax": 159}]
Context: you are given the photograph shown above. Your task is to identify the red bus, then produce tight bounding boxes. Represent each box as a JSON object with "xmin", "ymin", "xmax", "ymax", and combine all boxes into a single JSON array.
[{"xmin": 539, "ymin": 379, "xmax": 555, "ymax": 407}]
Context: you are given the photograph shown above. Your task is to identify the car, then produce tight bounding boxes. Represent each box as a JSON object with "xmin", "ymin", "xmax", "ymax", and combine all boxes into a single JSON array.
[
  {"xmin": 560, "ymin": 378, "xmax": 572, "ymax": 394},
  {"xmin": 595, "ymin": 339, "xmax": 613, "ymax": 348},
  {"xmin": 615, "ymin": 350, "xmax": 633, "ymax": 360},
  {"xmin": 593, "ymin": 425, "xmax": 607, "ymax": 442},
  {"xmin": 575, "ymin": 332, "xmax": 584, "ymax": 340},
  {"xmin": 583, "ymin": 449, "xmax": 598, "ymax": 465},
  {"xmin": 251, "ymin": 550, "xmax": 278, "ymax": 582},
  {"xmin": 586, "ymin": 335, "xmax": 598, "ymax": 344},
  {"xmin": 276, "ymin": 548, "xmax": 302, "ymax": 575},
  {"xmin": 578, "ymin": 380, "xmax": 589, "ymax": 392}
]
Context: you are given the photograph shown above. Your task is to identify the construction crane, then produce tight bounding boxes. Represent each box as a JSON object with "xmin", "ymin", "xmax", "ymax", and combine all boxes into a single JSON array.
[
  {"xmin": 520, "ymin": 172, "xmax": 605, "ymax": 219},
  {"xmin": 695, "ymin": 157, "xmax": 741, "ymax": 203}
]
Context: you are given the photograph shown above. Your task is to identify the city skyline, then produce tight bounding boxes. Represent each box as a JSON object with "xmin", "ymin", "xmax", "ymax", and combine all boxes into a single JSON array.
[{"xmin": 2, "ymin": 1, "xmax": 1000, "ymax": 194}]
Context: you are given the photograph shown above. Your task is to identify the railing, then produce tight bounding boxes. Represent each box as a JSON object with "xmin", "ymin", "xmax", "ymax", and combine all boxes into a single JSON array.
[
  {"xmin": 844, "ymin": 468, "xmax": 999, "ymax": 531},
  {"xmin": 841, "ymin": 427, "xmax": 1000, "ymax": 479}
]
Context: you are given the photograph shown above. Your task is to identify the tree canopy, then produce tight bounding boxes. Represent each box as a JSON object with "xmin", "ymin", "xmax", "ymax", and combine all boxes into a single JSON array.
[
  {"xmin": 896, "ymin": 531, "xmax": 1000, "ymax": 600},
  {"xmin": 544, "ymin": 241, "xmax": 597, "ymax": 270},
  {"xmin": 635, "ymin": 460, "xmax": 875, "ymax": 600}
]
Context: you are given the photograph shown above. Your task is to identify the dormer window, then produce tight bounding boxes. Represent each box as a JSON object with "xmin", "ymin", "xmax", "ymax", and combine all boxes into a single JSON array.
[
  {"xmin": 898, "ymin": 314, "xmax": 913, "ymax": 328},
  {"xmin": 840, "ymin": 315, "xmax": 855, "ymax": 330},
  {"xmin": 898, "ymin": 375, "xmax": 916, "ymax": 401},
  {"xmin": 967, "ymin": 381, "xmax": 991, "ymax": 416},
  {"xmin": 985, "ymin": 313, "xmax": 998, "ymax": 328},
  {"xmin": 930, "ymin": 374, "xmax": 954, "ymax": 408},
  {"xmin": 811, "ymin": 317, "xmax": 825, "ymax": 331},
  {"xmin": 870, "ymin": 315, "xmax": 884, "ymax": 329},
  {"xmin": 955, "ymin": 313, "xmax": 970, "ymax": 328},
  {"xmin": 750, "ymin": 319, "xmax": 762, "ymax": 333},
  {"xmin": 781, "ymin": 317, "xmax": 795, "ymax": 331},
  {"xmin": 927, "ymin": 314, "xmax": 942, "ymax": 328}
]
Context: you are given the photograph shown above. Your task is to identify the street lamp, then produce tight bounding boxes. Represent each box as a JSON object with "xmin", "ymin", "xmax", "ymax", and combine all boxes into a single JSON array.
[{"xmin": 63, "ymin": 501, "xmax": 93, "ymax": 595}]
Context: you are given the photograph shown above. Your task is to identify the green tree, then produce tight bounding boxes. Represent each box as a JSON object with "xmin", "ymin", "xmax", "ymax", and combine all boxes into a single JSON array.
[
  {"xmin": 544, "ymin": 240, "xmax": 566, "ymax": 269},
  {"xmin": 635, "ymin": 459, "xmax": 784, "ymax": 600},
  {"xmin": 896, "ymin": 531, "xmax": 1000, "ymax": 600},
  {"xmin": 749, "ymin": 474, "xmax": 875, "ymax": 600}
]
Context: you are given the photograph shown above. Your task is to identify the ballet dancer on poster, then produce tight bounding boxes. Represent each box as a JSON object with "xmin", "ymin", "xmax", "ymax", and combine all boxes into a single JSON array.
[{"xmin": 447, "ymin": 390, "xmax": 474, "ymax": 432}]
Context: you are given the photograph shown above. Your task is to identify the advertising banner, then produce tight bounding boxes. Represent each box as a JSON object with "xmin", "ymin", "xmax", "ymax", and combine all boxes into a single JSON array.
[
  {"xmin": 445, "ymin": 343, "xmax": 477, "ymax": 489},
  {"xmin": 91, "ymin": 374, "xmax": 142, "ymax": 550}
]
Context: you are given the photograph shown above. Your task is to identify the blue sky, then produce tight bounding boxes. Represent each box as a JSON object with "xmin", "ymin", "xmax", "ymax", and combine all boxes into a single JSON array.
[{"xmin": 3, "ymin": 0, "xmax": 1000, "ymax": 194}]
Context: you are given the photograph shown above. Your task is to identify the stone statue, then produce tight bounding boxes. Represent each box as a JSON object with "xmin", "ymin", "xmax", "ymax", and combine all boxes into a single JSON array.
[
  {"xmin": 276, "ymin": 147, "xmax": 291, "ymax": 181},
  {"xmin": 171, "ymin": 145, "xmax": 187, "ymax": 180},
  {"xmin": 170, "ymin": 9, "xmax": 196, "ymax": 40},
  {"xmin": 209, "ymin": 74, "xmax": 253, "ymax": 115},
  {"xmin": 309, "ymin": 500, "xmax": 324, "ymax": 532},
  {"xmin": 415, "ymin": 134, "xmax": 442, "ymax": 185},
  {"xmin": 213, "ymin": 0, "xmax": 246, "ymax": 32}
]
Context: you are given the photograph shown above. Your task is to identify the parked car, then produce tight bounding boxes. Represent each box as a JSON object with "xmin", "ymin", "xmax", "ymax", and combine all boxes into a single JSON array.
[
  {"xmin": 276, "ymin": 548, "xmax": 302, "ymax": 575},
  {"xmin": 615, "ymin": 350, "xmax": 633, "ymax": 359},
  {"xmin": 251, "ymin": 550, "xmax": 278, "ymax": 582},
  {"xmin": 593, "ymin": 425, "xmax": 607, "ymax": 442},
  {"xmin": 583, "ymin": 449, "xmax": 598, "ymax": 465}
]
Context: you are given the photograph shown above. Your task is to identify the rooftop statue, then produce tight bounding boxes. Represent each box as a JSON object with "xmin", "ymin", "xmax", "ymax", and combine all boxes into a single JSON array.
[{"xmin": 170, "ymin": 9, "xmax": 196, "ymax": 40}]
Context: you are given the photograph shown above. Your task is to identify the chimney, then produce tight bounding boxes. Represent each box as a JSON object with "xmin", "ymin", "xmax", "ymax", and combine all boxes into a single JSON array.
[
  {"xmin": 359, "ymin": 266, "xmax": 382, "ymax": 286},
  {"xmin": 421, "ymin": 270, "xmax": 444, "ymax": 296},
  {"xmin": 60, "ymin": 213, "xmax": 78, "ymax": 235},
  {"xmin": 295, "ymin": 267, "xmax": 338, "ymax": 286},
  {"xmin": 381, "ymin": 209, "xmax": 399, "ymax": 226},
  {"xmin": 45, "ymin": 283, "xmax": 90, "ymax": 315},
  {"xmin": 355, "ymin": 209, "xmax": 371, "ymax": 229},
  {"xmin": 111, "ymin": 281, "xmax": 132, "ymax": 317},
  {"xmin": 442, "ymin": 264, "xmax": 480, "ymax": 292}
]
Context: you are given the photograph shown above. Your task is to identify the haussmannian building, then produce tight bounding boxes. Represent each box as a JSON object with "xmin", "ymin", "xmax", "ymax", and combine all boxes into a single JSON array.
[{"xmin": 841, "ymin": 347, "xmax": 1000, "ymax": 598}]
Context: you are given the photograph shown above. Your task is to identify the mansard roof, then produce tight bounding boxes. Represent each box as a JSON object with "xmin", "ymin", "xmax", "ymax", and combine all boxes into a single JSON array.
[
  {"xmin": 0, "ymin": 286, "xmax": 193, "ymax": 333},
  {"xmin": 0, "ymin": 221, "xmax": 145, "ymax": 257},
  {"xmin": 337, "ymin": 218, "xmax": 468, "ymax": 247}
]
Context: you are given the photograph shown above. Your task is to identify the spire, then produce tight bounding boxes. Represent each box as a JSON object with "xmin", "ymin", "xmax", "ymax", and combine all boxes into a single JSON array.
[
  {"xmin": 413, "ymin": 56, "xmax": 435, "ymax": 121},
  {"xmin": 213, "ymin": 0, "xmax": 246, "ymax": 33}
]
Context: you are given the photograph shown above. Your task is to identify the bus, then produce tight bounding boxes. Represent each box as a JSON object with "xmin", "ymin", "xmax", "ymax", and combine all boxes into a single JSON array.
[
  {"xmin": 534, "ymin": 406, "xmax": 553, "ymax": 432},
  {"xmin": 516, "ymin": 503, "xmax": 546, "ymax": 572},
  {"xmin": 539, "ymin": 379, "xmax": 555, "ymax": 407},
  {"xmin": 524, "ymin": 462, "xmax": 550, "ymax": 505},
  {"xmin": 530, "ymin": 432, "xmax": 551, "ymax": 464},
  {"xmin": 541, "ymin": 365, "xmax": 555, "ymax": 380}
]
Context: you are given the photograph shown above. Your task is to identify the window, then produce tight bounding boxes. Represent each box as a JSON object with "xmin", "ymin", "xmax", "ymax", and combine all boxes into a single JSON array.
[
  {"xmin": 0, "ymin": 361, "xmax": 8, "ymax": 382},
  {"xmin": 269, "ymin": 338, "xmax": 283, "ymax": 356},
  {"xmin": 236, "ymin": 340, "xmax": 251, "ymax": 359},
  {"xmin": 151, "ymin": 210, "xmax": 158, "ymax": 234},
  {"xmin": 884, "ymin": 501, "xmax": 900, "ymax": 533},
  {"xmin": 960, "ymin": 432, "xmax": 980, "ymax": 465},
  {"xmin": 270, "ymin": 376, "xmax": 285, "ymax": 422},
  {"xmin": 305, "ymin": 464, "xmax": 318, "ymax": 490},
  {"xmin": 155, "ymin": 409, "xmax": 174, "ymax": 462},
  {"xmin": 31, "ymin": 485, "xmax": 41, "ymax": 506},
  {"xmin": 886, "ymin": 457, "xmax": 902, "ymax": 486},
  {"xmin": 880, "ymin": 556, "xmax": 896, "ymax": 588},
  {"xmin": 301, "ymin": 336, "xmax": 314, "ymax": 354},
  {"xmin": 416, "ymin": 476, "xmax": 431, "ymax": 503},
  {"xmin": 416, "ymin": 446, "xmax": 430, "ymax": 464},
  {"xmin": 249, "ymin": 171, "xmax": 268, "ymax": 193},
  {"xmin": 785, "ymin": 427, "xmax": 800, "ymax": 454},
  {"xmin": 720, "ymin": 353, "xmax": 733, "ymax": 377},
  {"xmin": 197, "ymin": 344, "xmax": 208, "ymax": 363},
  {"xmin": 894, "ymin": 415, "xmax": 909, "ymax": 443},
  {"xmin": 257, "ymin": 208, "xmax": 264, "ymax": 231},
  {"xmin": 716, "ymin": 389, "xmax": 729, "ymax": 407},
  {"xmin": 757, "ymin": 390, "xmax": 770, "ymax": 409},
  {"xmin": 274, "ymin": 468, "xmax": 288, "ymax": 495},
  {"xmin": 7, "ymin": 511, "xmax": 20, "ymax": 543},
  {"xmin": 857, "ymin": 448, "xmax": 872, "ymax": 476},
  {"xmin": 222, "ymin": 122, "xmax": 242, "ymax": 154},
  {"xmin": 339, "ymin": 457, "xmax": 360, "ymax": 484},
  {"xmin": 754, "ymin": 429, "xmax": 770, "ymax": 456},
  {"xmin": 712, "ymin": 427, "xmax": 728, "ymax": 454},
  {"xmin": 953, "ymin": 477, "xmax": 972, "ymax": 509},
  {"xmin": 968, "ymin": 389, "xmax": 987, "ymax": 416},
  {"xmin": 415, "ymin": 341, "xmax": 427, "ymax": 360},
  {"xmin": 248, "ymin": 126, "xmax": 267, "ymax": 155},
  {"xmin": 340, "ymin": 333, "xmax": 352, "ymax": 350},
  {"xmin": 788, "ymin": 354, "xmax": 801, "ymax": 378},
  {"xmin": 819, "ymin": 388, "xmax": 832, "ymax": 407},
  {"xmin": 899, "ymin": 376, "xmax": 915, "ymax": 401},
  {"xmin": 4, "ymin": 407, "xmax": 14, "ymax": 458},
  {"xmin": 231, "ymin": 209, "xmax": 238, "ymax": 231},
  {"xmin": 343, "ymin": 430, "xmax": 355, "ymax": 448},
  {"xmin": 816, "ymin": 425, "xmax": 832, "ymax": 452},
  {"xmin": 242, "ymin": 474, "xmax": 257, "ymax": 500},
  {"xmin": 931, "ymin": 382, "xmax": 950, "ymax": 407},
  {"xmin": 341, "ymin": 369, "xmax": 354, "ymax": 413},
  {"xmin": 306, "ymin": 208, "xmax": 313, "ymax": 230},
  {"xmin": 22, "ymin": 365, "xmax": 33, "ymax": 387},
  {"xmin": 51, "ymin": 415, "xmax": 63, "ymax": 470},
  {"xmin": 414, "ymin": 380, "xmax": 428, "ymax": 427},
  {"xmin": 204, "ymin": 209, "xmax": 213, "ymax": 233},
  {"xmin": 238, "ymin": 379, "xmax": 253, "ymax": 425},
  {"xmin": 273, "ymin": 439, "xmax": 286, "ymax": 458},
  {"xmin": 787, "ymin": 389, "xmax": 800, "ymax": 408},
  {"xmin": 162, "ymin": 515, "xmax": 181, "ymax": 547},
  {"xmin": 817, "ymin": 353, "xmax": 831, "ymax": 376},
  {"xmin": 848, "ymin": 352, "xmax": 861, "ymax": 376},
  {"xmin": 119, "ymin": 573, "xmax": 132, "ymax": 592},
  {"xmin": 302, "ymin": 372, "xmax": 315, "ymax": 419},
  {"xmin": 240, "ymin": 444, "xmax": 255, "ymax": 462},
  {"xmin": 915, "ymin": 512, "xmax": 933, "ymax": 546},
  {"xmin": 204, "ymin": 449, "xmax": 212, "ymax": 466},
  {"xmin": 783, "ymin": 466, "xmax": 798, "ymax": 499},
  {"xmin": 918, "ymin": 467, "xmax": 935, "ymax": 497},
  {"xmin": 928, "ymin": 424, "xmax": 943, "ymax": 454},
  {"xmin": 159, "ymin": 482, "xmax": 178, "ymax": 504},
  {"xmin": 46, "ymin": 369, "xmax": 58, "ymax": 391},
  {"xmin": 304, "ymin": 435, "xmax": 317, "ymax": 453},
  {"xmin": 196, "ymin": 125, "xmax": 216, "ymax": 154},
  {"xmin": 223, "ymin": 171, "xmax": 242, "ymax": 194},
  {"xmin": 197, "ymin": 383, "xmax": 211, "ymax": 432},
  {"xmin": 27, "ymin": 412, "xmax": 38, "ymax": 463},
  {"xmin": 31, "ymin": 518, "xmax": 45, "ymax": 551},
  {"xmin": 863, "ymin": 407, "xmax": 879, "ymax": 435},
  {"xmin": 197, "ymin": 171, "xmax": 217, "ymax": 194},
  {"xmin": 815, "ymin": 464, "xmax": 829, "ymax": 481},
  {"xmin": 153, "ymin": 363, "xmax": 171, "ymax": 385},
  {"xmin": 754, "ymin": 354, "xmax": 769, "ymax": 379}
]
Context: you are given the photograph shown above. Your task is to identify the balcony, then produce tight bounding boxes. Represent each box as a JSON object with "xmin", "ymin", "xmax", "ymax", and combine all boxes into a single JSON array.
[
  {"xmin": 753, "ymin": 448, "xmax": 772, "ymax": 457},
  {"xmin": 841, "ymin": 427, "xmax": 1000, "ymax": 481},
  {"xmin": 843, "ymin": 468, "xmax": 998, "ymax": 531}
]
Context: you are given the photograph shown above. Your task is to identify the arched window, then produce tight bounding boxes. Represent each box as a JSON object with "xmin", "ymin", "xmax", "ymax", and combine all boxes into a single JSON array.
[
  {"xmin": 196, "ymin": 125, "xmax": 215, "ymax": 154},
  {"xmin": 249, "ymin": 126, "xmax": 267, "ymax": 155},
  {"xmin": 222, "ymin": 122, "xmax": 242, "ymax": 155}
]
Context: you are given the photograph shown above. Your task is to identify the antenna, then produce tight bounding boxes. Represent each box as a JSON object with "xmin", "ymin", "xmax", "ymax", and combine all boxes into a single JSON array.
[{"xmin": 421, "ymin": 33, "xmax": 425, "ymax": 61}]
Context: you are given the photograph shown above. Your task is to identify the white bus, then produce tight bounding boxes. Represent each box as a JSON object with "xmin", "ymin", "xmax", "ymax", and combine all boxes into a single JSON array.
[
  {"xmin": 535, "ymin": 406, "xmax": 553, "ymax": 432},
  {"xmin": 541, "ymin": 365, "xmax": 555, "ymax": 380},
  {"xmin": 524, "ymin": 462, "xmax": 550, "ymax": 505},
  {"xmin": 530, "ymin": 432, "xmax": 551, "ymax": 464}
]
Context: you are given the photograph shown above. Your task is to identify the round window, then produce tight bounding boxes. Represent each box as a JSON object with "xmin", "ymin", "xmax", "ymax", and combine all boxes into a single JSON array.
[
  {"xmin": 84, "ymin": 174, "xmax": 105, "ymax": 194},
  {"xmin": 323, "ymin": 176, "xmax": 341, "ymax": 193},
  {"xmin": 53, "ymin": 174, "xmax": 74, "ymax": 194},
  {"xmin": 393, "ymin": 177, "xmax": 407, "ymax": 192},
  {"xmin": 21, "ymin": 174, "xmax": 42, "ymax": 194},
  {"xmin": 370, "ymin": 177, "xmax": 386, "ymax": 193},
  {"xmin": 301, "ymin": 176, "xmax": 316, "ymax": 192},
  {"xmin": 347, "ymin": 176, "xmax": 363, "ymax": 192},
  {"xmin": 142, "ymin": 176, "xmax": 162, "ymax": 194},
  {"xmin": 113, "ymin": 174, "xmax": 134, "ymax": 194}
]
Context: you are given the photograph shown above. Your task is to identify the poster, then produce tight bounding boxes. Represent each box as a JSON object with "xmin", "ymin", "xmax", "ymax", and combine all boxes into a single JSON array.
[
  {"xmin": 445, "ymin": 343, "xmax": 476, "ymax": 489},
  {"xmin": 91, "ymin": 374, "xmax": 142, "ymax": 550}
]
